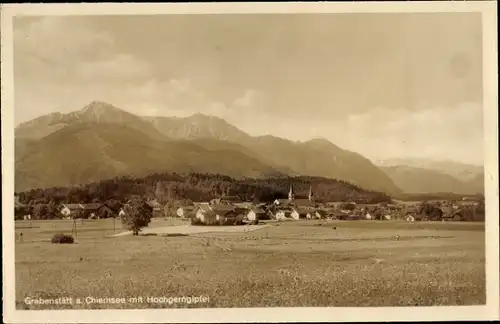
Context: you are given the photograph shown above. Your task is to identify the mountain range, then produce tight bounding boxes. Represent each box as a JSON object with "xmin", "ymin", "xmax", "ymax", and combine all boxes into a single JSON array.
[
  {"xmin": 14, "ymin": 101, "xmax": 484, "ymax": 196},
  {"xmin": 374, "ymin": 159, "xmax": 484, "ymax": 195}
]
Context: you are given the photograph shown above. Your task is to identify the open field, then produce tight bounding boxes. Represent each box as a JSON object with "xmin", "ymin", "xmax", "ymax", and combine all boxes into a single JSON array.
[{"xmin": 15, "ymin": 219, "xmax": 485, "ymax": 309}]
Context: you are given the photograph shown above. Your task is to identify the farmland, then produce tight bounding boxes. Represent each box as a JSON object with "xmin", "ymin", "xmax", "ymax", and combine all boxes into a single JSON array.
[{"xmin": 15, "ymin": 218, "xmax": 485, "ymax": 309}]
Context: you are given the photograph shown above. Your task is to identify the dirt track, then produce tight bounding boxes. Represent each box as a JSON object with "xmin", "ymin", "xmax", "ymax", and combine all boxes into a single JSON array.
[{"xmin": 111, "ymin": 224, "xmax": 271, "ymax": 237}]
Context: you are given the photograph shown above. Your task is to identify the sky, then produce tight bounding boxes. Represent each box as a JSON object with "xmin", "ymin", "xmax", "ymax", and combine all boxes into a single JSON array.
[{"xmin": 13, "ymin": 13, "xmax": 484, "ymax": 165}]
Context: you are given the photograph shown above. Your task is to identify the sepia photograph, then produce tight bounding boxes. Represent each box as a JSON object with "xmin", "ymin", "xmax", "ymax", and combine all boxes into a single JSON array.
[{"xmin": 2, "ymin": 2, "xmax": 498, "ymax": 323}]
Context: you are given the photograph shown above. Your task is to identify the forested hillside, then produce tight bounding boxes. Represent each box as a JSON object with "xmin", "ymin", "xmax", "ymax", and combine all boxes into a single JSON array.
[{"xmin": 16, "ymin": 172, "xmax": 392, "ymax": 206}]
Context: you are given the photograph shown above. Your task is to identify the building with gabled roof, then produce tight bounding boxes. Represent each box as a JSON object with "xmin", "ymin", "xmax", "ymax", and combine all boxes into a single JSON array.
[{"xmin": 247, "ymin": 206, "xmax": 267, "ymax": 222}]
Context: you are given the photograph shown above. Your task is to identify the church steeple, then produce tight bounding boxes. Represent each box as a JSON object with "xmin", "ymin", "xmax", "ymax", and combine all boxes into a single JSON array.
[
  {"xmin": 308, "ymin": 185, "xmax": 313, "ymax": 202},
  {"xmin": 288, "ymin": 184, "xmax": 295, "ymax": 201}
]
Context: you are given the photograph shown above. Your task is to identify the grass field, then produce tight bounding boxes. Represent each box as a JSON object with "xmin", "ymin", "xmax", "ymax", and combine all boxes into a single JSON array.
[{"xmin": 15, "ymin": 218, "xmax": 485, "ymax": 309}]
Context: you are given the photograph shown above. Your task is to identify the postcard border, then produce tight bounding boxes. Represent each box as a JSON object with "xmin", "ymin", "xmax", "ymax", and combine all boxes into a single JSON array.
[{"xmin": 2, "ymin": 2, "xmax": 498, "ymax": 323}]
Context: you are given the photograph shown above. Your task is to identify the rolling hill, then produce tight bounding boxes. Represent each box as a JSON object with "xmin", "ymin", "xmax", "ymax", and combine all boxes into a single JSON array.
[
  {"xmin": 15, "ymin": 101, "xmax": 401, "ymax": 194},
  {"xmin": 380, "ymin": 165, "xmax": 484, "ymax": 195},
  {"xmin": 15, "ymin": 123, "xmax": 283, "ymax": 191}
]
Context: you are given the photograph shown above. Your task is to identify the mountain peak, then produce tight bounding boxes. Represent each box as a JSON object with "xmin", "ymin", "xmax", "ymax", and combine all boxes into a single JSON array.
[
  {"xmin": 307, "ymin": 137, "xmax": 332, "ymax": 144},
  {"xmin": 80, "ymin": 100, "xmax": 122, "ymax": 114},
  {"xmin": 73, "ymin": 101, "xmax": 140, "ymax": 124},
  {"xmin": 188, "ymin": 113, "xmax": 226, "ymax": 123},
  {"xmin": 304, "ymin": 137, "xmax": 341, "ymax": 150}
]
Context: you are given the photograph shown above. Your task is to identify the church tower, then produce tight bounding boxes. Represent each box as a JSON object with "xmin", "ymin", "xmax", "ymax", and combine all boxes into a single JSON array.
[
  {"xmin": 308, "ymin": 185, "xmax": 314, "ymax": 202},
  {"xmin": 288, "ymin": 184, "xmax": 295, "ymax": 201}
]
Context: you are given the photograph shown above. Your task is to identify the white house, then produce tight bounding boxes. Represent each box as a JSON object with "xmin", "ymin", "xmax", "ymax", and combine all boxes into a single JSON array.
[
  {"xmin": 60, "ymin": 204, "xmax": 83, "ymax": 218},
  {"xmin": 405, "ymin": 214, "xmax": 415, "ymax": 222},
  {"xmin": 176, "ymin": 206, "xmax": 195, "ymax": 218},
  {"xmin": 275, "ymin": 209, "xmax": 292, "ymax": 220},
  {"xmin": 60, "ymin": 203, "xmax": 103, "ymax": 219},
  {"xmin": 306, "ymin": 209, "xmax": 325, "ymax": 219},
  {"xmin": 193, "ymin": 204, "xmax": 238, "ymax": 225},
  {"xmin": 291, "ymin": 207, "xmax": 308, "ymax": 220},
  {"xmin": 247, "ymin": 207, "xmax": 267, "ymax": 222},
  {"xmin": 195, "ymin": 204, "xmax": 212, "ymax": 223}
]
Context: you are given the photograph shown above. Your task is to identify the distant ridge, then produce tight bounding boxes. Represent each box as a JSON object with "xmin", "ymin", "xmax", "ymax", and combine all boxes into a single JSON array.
[{"xmin": 375, "ymin": 158, "xmax": 484, "ymax": 195}]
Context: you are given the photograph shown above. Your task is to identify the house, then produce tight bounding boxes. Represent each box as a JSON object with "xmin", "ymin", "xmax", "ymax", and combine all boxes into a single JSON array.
[
  {"xmin": 60, "ymin": 204, "xmax": 83, "ymax": 218},
  {"xmin": 146, "ymin": 200, "xmax": 163, "ymax": 218},
  {"xmin": 304, "ymin": 208, "xmax": 328, "ymax": 219},
  {"xmin": 176, "ymin": 206, "xmax": 195, "ymax": 219},
  {"xmin": 441, "ymin": 207, "xmax": 470, "ymax": 221},
  {"xmin": 234, "ymin": 202, "xmax": 253, "ymax": 209},
  {"xmin": 59, "ymin": 203, "xmax": 104, "ymax": 219},
  {"xmin": 194, "ymin": 204, "xmax": 212, "ymax": 223},
  {"xmin": 405, "ymin": 214, "xmax": 415, "ymax": 222},
  {"xmin": 193, "ymin": 204, "xmax": 225, "ymax": 225},
  {"xmin": 247, "ymin": 206, "xmax": 267, "ymax": 222},
  {"xmin": 211, "ymin": 204, "xmax": 239, "ymax": 224},
  {"xmin": 275, "ymin": 208, "xmax": 292, "ymax": 220},
  {"xmin": 82, "ymin": 203, "xmax": 105, "ymax": 219},
  {"xmin": 193, "ymin": 204, "xmax": 240, "ymax": 225},
  {"xmin": 314, "ymin": 209, "xmax": 331, "ymax": 219},
  {"xmin": 291, "ymin": 207, "xmax": 308, "ymax": 220},
  {"xmin": 335, "ymin": 209, "xmax": 353, "ymax": 220}
]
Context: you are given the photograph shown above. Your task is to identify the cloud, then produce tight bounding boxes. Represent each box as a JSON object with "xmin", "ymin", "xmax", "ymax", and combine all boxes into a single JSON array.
[
  {"xmin": 234, "ymin": 102, "xmax": 483, "ymax": 165},
  {"xmin": 232, "ymin": 89, "xmax": 264, "ymax": 108},
  {"xmin": 74, "ymin": 54, "xmax": 153, "ymax": 81},
  {"xmin": 12, "ymin": 16, "xmax": 483, "ymax": 166},
  {"xmin": 14, "ymin": 17, "xmax": 151, "ymax": 86},
  {"xmin": 14, "ymin": 17, "xmax": 115, "ymax": 75}
]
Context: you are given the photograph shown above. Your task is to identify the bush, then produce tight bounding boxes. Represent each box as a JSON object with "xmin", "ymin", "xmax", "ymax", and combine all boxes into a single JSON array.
[{"xmin": 51, "ymin": 233, "xmax": 74, "ymax": 244}]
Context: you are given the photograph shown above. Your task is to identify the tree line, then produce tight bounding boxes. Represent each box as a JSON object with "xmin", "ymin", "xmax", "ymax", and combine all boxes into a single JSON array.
[{"xmin": 14, "ymin": 172, "xmax": 392, "ymax": 218}]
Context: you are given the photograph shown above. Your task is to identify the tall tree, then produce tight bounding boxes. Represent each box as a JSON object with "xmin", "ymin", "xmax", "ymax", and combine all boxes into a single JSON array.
[
  {"xmin": 121, "ymin": 197, "xmax": 153, "ymax": 235},
  {"xmin": 155, "ymin": 181, "xmax": 165, "ymax": 204},
  {"xmin": 46, "ymin": 199, "xmax": 58, "ymax": 219}
]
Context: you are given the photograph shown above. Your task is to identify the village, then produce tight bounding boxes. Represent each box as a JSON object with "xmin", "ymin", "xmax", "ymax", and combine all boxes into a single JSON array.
[{"xmin": 15, "ymin": 183, "xmax": 485, "ymax": 227}]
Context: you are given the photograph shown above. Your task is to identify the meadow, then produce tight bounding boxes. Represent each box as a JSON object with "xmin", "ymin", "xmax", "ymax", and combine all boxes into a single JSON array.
[{"xmin": 14, "ymin": 218, "xmax": 486, "ymax": 309}]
